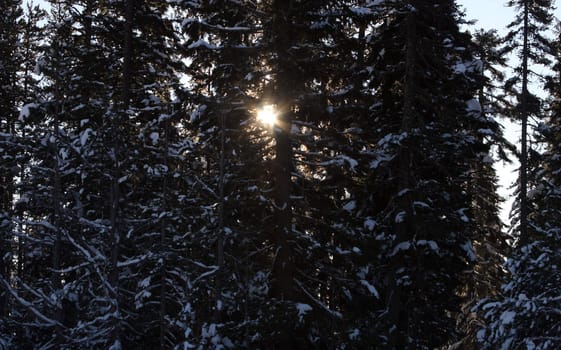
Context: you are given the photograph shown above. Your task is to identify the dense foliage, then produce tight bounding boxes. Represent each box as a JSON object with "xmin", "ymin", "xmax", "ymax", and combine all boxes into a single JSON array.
[{"xmin": 0, "ymin": 0, "xmax": 559, "ymax": 349}]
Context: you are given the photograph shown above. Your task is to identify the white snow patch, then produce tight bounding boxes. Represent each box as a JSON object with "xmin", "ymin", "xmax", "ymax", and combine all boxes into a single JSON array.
[
  {"xmin": 390, "ymin": 241, "xmax": 411, "ymax": 256},
  {"xmin": 457, "ymin": 208, "xmax": 469, "ymax": 222},
  {"xmin": 417, "ymin": 240, "xmax": 439, "ymax": 251},
  {"xmin": 500, "ymin": 310, "xmax": 516, "ymax": 325},
  {"xmin": 150, "ymin": 131, "xmax": 159, "ymax": 144},
  {"xmin": 348, "ymin": 328, "xmax": 360, "ymax": 340},
  {"xmin": 343, "ymin": 200, "xmax": 356, "ymax": 212},
  {"xmin": 413, "ymin": 201, "xmax": 430, "ymax": 209},
  {"xmin": 109, "ymin": 340, "xmax": 122, "ymax": 350},
  {"xmin": 360, "ymin": 280, "xmax": 380, "ymax": 298},
  {"xmin": 340, "ymin": 155, "xmax": 358, "ymax": 171},
  {"xmin": 466, "ymin": 99, "xmax": 481, "ymax": 113},
  {"xmin": 395, "ymin": 211, "xmax": 406, "ymax": 223},
  {"xmin": 364, "ymin": 218, "xmax": 376, "ymax": 231},
  {"xmin": 477, "ymin": 128, "xmax": 494, "ymax": 136},
  {"xmin": 139, "ymin": 276, "xmax": 151, "ymax": 288},
  {"xmin": 296, "ymin": 303, "xmax": 312, "ymax": 321},
  {"xmin": 80, "ymin": 128, "xmax": 92, "ymax": 146},
  {"xmin": 19, "ymin": 103, "xmax": 38, "ymax": 121},
  {"xmin": 188, "ymin": 39, "xmax": 218, "ymax": 50},
  {"xmin": 350, "ymin": 6, "xmax": 372, "ymax": 15},
  {"xmin": 397, "ymin": 188, "xmax": 410, "ymax": 197},
  {"xmin": 462, "ymin": 241, "xmax": 477, "ymax": 262}
]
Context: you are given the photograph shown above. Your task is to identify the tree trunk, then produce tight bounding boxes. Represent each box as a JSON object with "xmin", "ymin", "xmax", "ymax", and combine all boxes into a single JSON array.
[
  {"xmin": 159, "ymin": 120, "xmax": 170, "ymax": 349},
  {"xmin": 387, "ymin": 10, "xmax": 418, "ymax": 349},
  {"xmin": 109, "ymin": 0, "xmax": 134, "ymax": 346},
  {"xmin": 519, "ymin": 2, "xmax": 529, "ymax": 244},
  {"xmin": 270, "ymin": 0, "xmax": 295, "ymax": 302}
]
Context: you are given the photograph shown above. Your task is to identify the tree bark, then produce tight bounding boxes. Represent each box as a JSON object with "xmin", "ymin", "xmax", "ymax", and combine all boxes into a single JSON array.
[
  {"xmin": 519, "ymin": 2, "xmax": 529, "ymax": 244},
  {"xmin": 109, "ymin": 0, "xmax": 134, "ymax": 346},
  {"xmin": 270, "ymin": 0, "xmax": 295, "ymax": 302},
  {"xmin": 387, "ymin": 10, "xmax": 417, "ymax": 349}
]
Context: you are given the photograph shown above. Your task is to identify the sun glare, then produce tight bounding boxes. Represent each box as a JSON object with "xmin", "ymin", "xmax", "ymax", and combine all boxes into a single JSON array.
[{"xmin": 257, "ymin": 105, "xmax": 277, "ymax": 127}]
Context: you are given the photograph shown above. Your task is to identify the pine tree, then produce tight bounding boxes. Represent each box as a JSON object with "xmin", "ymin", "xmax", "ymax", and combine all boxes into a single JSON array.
[
  {"xmin": 364, "ymin": 1, "xmax": 501, "ymax": 347},
  {"xmin": 179, "ymin": 1, "xmax": 388, "ymax": 348},
  {"xmin": 455, "ymin": 28, "xmax": 512, "ymax": 349},
  {"xmin": 0, "ymin": 1, "xmax": 529, "ymax": 348},
  {"xmin": 504, "ymin": 0, "xmax": 554, "ymax": 243},
  {"xmin": 478, "ymin": 23, "xmax": 561, "ymax": 350},
  {"xmin": 0, "ymin": 1, "xmax": 23, "ymax": 344}
]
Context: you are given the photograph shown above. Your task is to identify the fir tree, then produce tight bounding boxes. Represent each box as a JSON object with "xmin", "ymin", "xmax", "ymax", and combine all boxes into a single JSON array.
[
  {"xmin": 365, "ymin": 1, "xmax": 501, "ymax": 347},
  {"xmin": 0, "ymin": 1, "xmax": 23, "ymax": 343},
  {"xmin": 478, "ymin": 24, "xmax": 561, "ymax": 350},
  {"xmin": 503, "ymin": 0, "xmax": 554, "ymax": 242}
]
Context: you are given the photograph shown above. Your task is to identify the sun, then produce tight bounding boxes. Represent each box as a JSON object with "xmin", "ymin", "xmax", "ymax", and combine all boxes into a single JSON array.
[{"xmin": 257, "ymin": 104, "xmax": 277, "ymax": 127}]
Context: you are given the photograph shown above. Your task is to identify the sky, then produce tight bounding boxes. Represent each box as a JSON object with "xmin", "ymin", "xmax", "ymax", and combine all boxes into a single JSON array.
[
  {"xmin": 459, "ymin": 0, "xmax": 561, "ymax": 225},
  {"xmin": 459, "ymin": 0, "xmax": 519, "ymax": 225}
]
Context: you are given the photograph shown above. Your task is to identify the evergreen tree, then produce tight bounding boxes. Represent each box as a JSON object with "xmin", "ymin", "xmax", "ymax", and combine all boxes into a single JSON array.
[
  {"xmin": 478, "ymin": 24, "xmax": 561, "ymax": 350},
  {"xmin": 0, "ymin": 1, "xmax": 23, "ymax": 344},
  {"xmin": 364, "ymin": 1, "xmax": 501, "ymax": 348},
  {"xmin": 179, "ymin": 0, "xmax": 387, "ymax": 348},
  {"xmin": 0, "ymin": 1, "xmax": 532, "ymax": 349},
  {"xmin": 455, "ymin": 28, "xmax": 512, "ymax": 350},
  {"xmin": 503, "ymin": 0, "xmax": 554, "ymax": 242}
]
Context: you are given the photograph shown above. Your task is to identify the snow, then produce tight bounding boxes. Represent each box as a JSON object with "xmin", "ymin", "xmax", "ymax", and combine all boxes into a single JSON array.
[
  {"xmin": 318, "ymin": 155, "xmax": 358, "ymax": 171},
  {"xmin": 139, "ymin": 276, "xmax": 151, "ymax": 288},
  {"xmin": 343, "ymin": 200, "xmax": 356, "ymax": 212},
  {"xmin": 149, "ymin": 131, "xmax": 159, "ymax": 144},
  {"xmin": 295, "ymin": 303, "xmax": 312, "ymax": 321},
  {"xmin": 348, "ymin": 328, "xmax": 360, "ymax": 340},
  {"xmin": 350, "ymin": 7, "xmax": 372, "ymax": 16},
  {"xmin": 413, "ymin": 201, "xmax": 431, "ymax": 209},
  {"xmin": 190, "ymin": 104, "xmax": 207, "ymax": 122},
  {"xmin": 360, "ymin": 280, "xmax": 380, "ymax": 298},
  {"xmin": 135, "ymin": 290, "xmax": 152, "ymax": 309},
  {"xmin": 525, "ymin": 339, "xmax": 536, "ymax": 350},
  {"xmin": 390, "ymin": 241, "xmax": 411, "ymax": 256},
  {"xmin": 364, "ymin": 218, "xmax": 376, "ymax": 231},
  {"xmin": 452, "ymin": 61, "xmax": 467, "ymax": 74},
  {"xmin": 466, "ymin": 98, "xmax": 482, "ymax": 113},
  {"xmin": 80, "ymin": 128, "xmax": 92, "ymax": 146},
  {"xmin": 477, "ymin": 128, "xmax": 495, "ymax": 136},
  {"xmin": 397, "ymin": 188, "xmax": 410, "ymax": 197},
  {"xmin": 187, "ymin": 39, "xmax": 218, "ymax": 50},
  {"xmin": 71, "ymin": 103, "xmax": 86, "ymax": 111},
  {"xmin": 462, "ymin": 241, "xmax": 477, "ymax": 261},
  {"xmin": 500, "ymin": 310, "xmax": 516, "ymax": 325},
  {"xmin": 339, "ymin": 155, "xmax": 358, "ymax": 170},
  {"xmin": 417, "ymin": 240, "xmax": 439, "ymax": 251},
  {"xmin": 357, "ymin": 266, "xmax": 369, "ymax": 279},
  {"xmin": 457, "ymin": 208, "xmax": 470, "ymax": 222},
  {"xmin": 19, "ymin": 103, "xmax": 38, "ymax": 121},
  {"xmin": 395, "ymin": 211, "xmax": 406, "ymax": 223},
  {"xmin": 108, "ymin": 340, "xmax": 122, "ymax": 350}
]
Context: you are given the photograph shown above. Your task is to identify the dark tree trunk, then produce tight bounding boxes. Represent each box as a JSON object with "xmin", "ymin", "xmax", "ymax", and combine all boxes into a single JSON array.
[
  {"xmin": 109, "ymin": 0, "xmax": 134, "ymax": 345},
  {"xmin": 270, "ymin": 0, "xmax": 295, "ymax": 303},
  {"xmin": 519, "ymin": 2, "xmax": 529, "ymax": 244},
  {"xmin": 387, "ymin": 10, "xmax": 418, "ymax": 349}
]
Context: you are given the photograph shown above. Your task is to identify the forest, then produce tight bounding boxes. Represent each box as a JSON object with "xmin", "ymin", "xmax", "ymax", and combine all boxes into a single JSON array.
[{"xmin": 0, "ymin": 0, "xmax": 560, "ymax": 349}]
